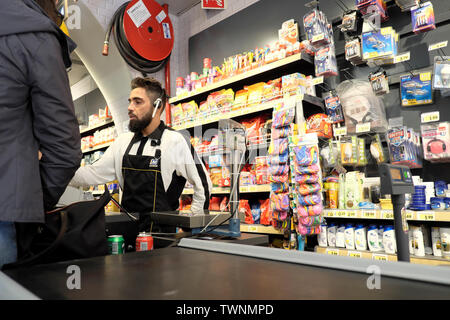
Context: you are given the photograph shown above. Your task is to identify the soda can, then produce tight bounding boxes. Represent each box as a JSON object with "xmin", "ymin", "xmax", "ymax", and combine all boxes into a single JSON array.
[
  {"xmin": 108, "ymin": 235, "xmax": 125, "ymax": 255},
  {"xmin": 136, "ymin": 232, "xmax": 154, "ymax": 252}
]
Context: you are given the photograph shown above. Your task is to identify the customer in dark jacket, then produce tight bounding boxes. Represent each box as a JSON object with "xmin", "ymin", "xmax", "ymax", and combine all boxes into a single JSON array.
[{"xmin": 0, "ymin": 0, "xmax": 82, "ymax": 268}]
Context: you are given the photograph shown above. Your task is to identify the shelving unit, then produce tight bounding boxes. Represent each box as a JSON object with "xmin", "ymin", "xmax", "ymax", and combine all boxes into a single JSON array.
[
  {"xmin": 80, "ymin": 118, "xmax": 114, "ymax": 135},
  {"xmin": 323, "ymin": 209, "xmax": 450, "ymax": 222},
  {"xmin": 182, "ymin": 184, "xmax": 271, "ymax": 195},
  {"xmin": 240, "ymin": 224, "xmax": 284, "ymax": 235},
  {"xmin": 82, "ymin": 141, "xmax": 114, "ymax": 154},
  {"xmin": 315, "ymin": 246, "xmax": 450, "ymax": 267},
  {"xmin": 169, "ymin": 53, "xmax": 314, "ymax": 105}
]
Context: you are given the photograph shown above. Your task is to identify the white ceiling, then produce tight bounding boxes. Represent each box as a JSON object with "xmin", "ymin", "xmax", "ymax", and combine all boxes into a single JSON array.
[{"xmin": 156, "ymin": 0, "xmax": 200, "ymax": 15}]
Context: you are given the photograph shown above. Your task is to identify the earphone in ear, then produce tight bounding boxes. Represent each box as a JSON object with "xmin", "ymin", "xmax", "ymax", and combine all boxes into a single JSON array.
[{"xmin": 152, "ymin": 95, "xmax": 163, "ymax": 118}]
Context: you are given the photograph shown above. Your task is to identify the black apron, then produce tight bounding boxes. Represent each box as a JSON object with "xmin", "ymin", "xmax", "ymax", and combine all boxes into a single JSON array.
[{"xmin": 121, "ymin": 123, "xmax": 174, "ymax": 233}]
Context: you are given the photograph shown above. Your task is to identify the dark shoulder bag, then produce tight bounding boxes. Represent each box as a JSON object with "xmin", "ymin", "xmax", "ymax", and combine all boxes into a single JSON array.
[{"xmin": 2, "ymin": 188, "xmax": 111, "ymax": 270}]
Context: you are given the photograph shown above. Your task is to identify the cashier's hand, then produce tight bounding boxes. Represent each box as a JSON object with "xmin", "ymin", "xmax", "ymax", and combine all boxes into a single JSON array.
[{"xmin": 38, "ymin": 150, "xmax": 42, "ymax": 160}]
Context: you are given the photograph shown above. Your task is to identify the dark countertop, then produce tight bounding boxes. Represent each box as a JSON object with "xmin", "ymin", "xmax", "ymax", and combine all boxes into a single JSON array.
[{"xmin": 5, "ymin": 246, "xmax": 450, "ymax": 300}]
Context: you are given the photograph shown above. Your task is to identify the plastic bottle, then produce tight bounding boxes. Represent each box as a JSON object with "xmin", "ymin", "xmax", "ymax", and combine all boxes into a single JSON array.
[
  {"xmin": 327, "ymin": 223, "xmax": 337, "ymax": 247},
  {"xmin": 440, "ymin": 228, "xmax": 450, "ymax": 259},
  {"xmin": 344, "ymin": 223, "xmax": 355, "ymax": 250},
  {"xmin": 408, "ymin": 229, "xmax": 415, "ymax": 255},
  {"xmin": 431, "ymin": 227, "xmax": 442, "ymax": 257},
  {"xmin": 413, "ymin": 226, "xmax": 425, "ymax": 257},
  {"xmin": 383, "ymin": 225, "xmax": 396, "ymax": 254},
  {"xmin": 336, "ymin": 225, "xmax": 346, "ymax": 248},
  {"xmin": 378, "ymin": 225, "xmax": 385, "ymax": 251},
  {"xmin": 367, "ymin": 225, "xmax": 380, "ymax": 252},
  {"xmin": 355, "ymin": 224, "xmax": 367, "ymax": 251},
  {"xmin": 318, "ymin": 224, "xmax": 328, "ymax": 247}
]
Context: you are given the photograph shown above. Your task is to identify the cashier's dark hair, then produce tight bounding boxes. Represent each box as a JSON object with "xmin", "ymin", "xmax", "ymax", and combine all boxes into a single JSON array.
[
  {"xmin": 34, "ymin": 0, "xmax": 61, "ymax": 26},
  {"xmin": 131, "ymin": 77, "xmax": 167, "ymax": 111}
]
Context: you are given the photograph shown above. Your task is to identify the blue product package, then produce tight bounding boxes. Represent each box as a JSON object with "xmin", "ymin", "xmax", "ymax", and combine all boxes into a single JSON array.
[
  {"xmin": 435, "ymin": 181, "xmax": 448, "ymax": 197},
  {"xmin": 444, "ymin": 198, "xmax": 450, "ymax": 210},
  {"xmin": 251, "ymin": 203, "xmax": 261, "ymax": 224},
  {"xmin": 400, "ymin": 72, "xmax": 433, "ymax": 106},
  {"xmin": 430, "ymin": 197, "xmax": 445, "ymax": 210},
  {"xmin": 362, "ymin": 28, "xmax": 396, "ymax": 60},
  {"xmin": 323, "ymin": 91, "xmax": 345, "ymax": 123}
]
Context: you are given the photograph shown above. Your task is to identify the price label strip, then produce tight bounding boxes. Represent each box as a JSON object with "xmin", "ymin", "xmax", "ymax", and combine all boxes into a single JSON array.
[
  {"xmin": 312, "ymin": 33, "xmax": 325, "ymax": 42},
  {"xmin": 382, "ymin": 211, "xmax": 394, "ymax": 220},
  {"xmin": 334, "ymin": 126, "xmax": 347, "ymax": 137},
  {"xmin": 429, "ymin": 41, "xmax": 448, "ymax": 51},
  {"xmin": 346, "ymin": 211, "xmax": 357, "ymax": 218},
  {"xmin": 394, "ymin": 52, "xmax": 410, "ymax": 64},
  {"xmin": 348, "ymin": 251, "xmax": 362, "ymax": 258},
  {"xmin": 326, "ymin": 249, "xmax": 339, "ymax": 256},
  {"xmin": 362, "ymin": 210, "xmax": 377, "ymax": 219},
  {"xmin": 312, "ymin": 76, "xmax": 324, "ymax": 86},
  {"xmin": 418, "ymin": 212, "xmax": 435, "ymax": 221},
  {"xmin": 372, "ymin": 254, "xmax": 388, "ymax": 261},
  {"xmin": 336, "ymin": 210, "xmax": 347, "ymax": 218},
  {"xmin": 421, "ymin": 111, "xmax": 440, "ymax": 123},
  {"xmin": 356, "ymin": 122, "xmax": 371, "ymax": 133}
]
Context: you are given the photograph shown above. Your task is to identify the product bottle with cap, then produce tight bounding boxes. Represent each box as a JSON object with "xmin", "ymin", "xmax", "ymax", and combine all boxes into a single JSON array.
[
  {"xmin": 318, "ymin": 223, "xmax": 328, "ymax": 247},
  {"xmin": 440, "ymin": 228, "xmax": 450, "ymax": 259},
  {"xmin": 344, "ymin": 223, "xmax": 355, "ymax": 250},
  {"xmin": 413, "ymin": 226, "xmax": 425, "ymax": 257},
  {"xmin": 367, "ymin": 225, "xmax": 380, "ymax": 252},
  {"xmin": 383, "ymin": 225, "xmax": 396, "ymax": 254},
  {"xmin": 378, "ymin": 225, "xmax": 385, "ymax": 251},
  {"xmin": 336, "ymin": 224, "xmax": 346, "ymax": 248},
  {"xmin": 327, "ymin": 223, "xmax": 337, "ymax": 247},
  {"xmin": 432, "ymin": 227, "xmax": 442, "ymax": 257},
  {"xmin": 355, "ymin": 224, "xmax": 367, "ymax": 251}
]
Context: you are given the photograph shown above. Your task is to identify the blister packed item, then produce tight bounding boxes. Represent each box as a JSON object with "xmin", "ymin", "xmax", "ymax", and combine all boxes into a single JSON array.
[
  {"xmin": 268, "ymin": 138, "xmax": 289, "ymax": 155},
  {"xmin": 293, "ymin": 163, "xmax": 320, "ymax": 175},
  {"xmin": 345, "ymin": 38, "xmax": 365, "ymax": 66},
  {"xmin": 292, "ymin": 145, "xmax": 319, "ymax": 166},
  {"xmin": 297, "ymin": 203, "xmax": 323, "ymax": 217},
  {"xmin": 303, "ymin": 9, "xmax": 334, "ymax": 49},
  {"xmin": 271, "ymin": 126, "xmax": 291, "ymax": 140},
  {"xmin": 295, "ymin": 174, "xmax": 320, "ymax": 184},
  {"xmin": 315, "ymin": 45, "xmax": 338, "ymax": 77},
  {"xmin": 251, "ymin": 203, "xmax": 261, "ymax": 224},
  {"xmin": 299, "ymin": 215, "xmax": 323, "ymax": 227},
  {"xmin": 341, "ymin": 136, "xmax": 358, "ymax": 165},
  {"xmin": 336, "ymin": 80, "xmax": 388, "ymax": 134},
  {"xmin": 270, "ymin": 192, "xmax": 290, "ymax": 212},
  {"xmin": 370, "ymin": 134, "xmax": 386, "ymax": 163},
  {"xmin": 357, "ymin": 138, "xmax": 368, "ymax": 166},
  {"xmin": 433, "ymin": 56, "xmax": 450, "ymax": 90},
  {"xmin": 297, "ymin": 183, "xmax": 322, "ymax": 196},
  {"xmin": 323, "ymin": 91, "xmax": 345, "ymax": 123},
  {"xmin": 362, "ymin": 27, "xmax": 398, "ymax": 65},
  {"xmin": 341, "ymin": 11, "xmax": 358, "ymax": 33},
  {"xmin": 369, "ymin": 70, "xmax": 390, "ymax": 95},
  {"xmin": 421, "ymin": 122, "xmax": 450, "ymax": 163},
  {"xmin": 272, "ymin": 107, "xmax": 295, "ymax": 128},
  {"xmin": 400, "ymin": 72, "xmax": 433, "ymax": 106},
  {"xmin": 411, "ymin": 1, "xmax": 436, "ymax": 34},
  {"xmin": 271, "ymin": 182, "xmax": 290, "ymax": 194},
  {"xmin": 297, "ymin": 193, "xmax": 322, "ymax": 206}
]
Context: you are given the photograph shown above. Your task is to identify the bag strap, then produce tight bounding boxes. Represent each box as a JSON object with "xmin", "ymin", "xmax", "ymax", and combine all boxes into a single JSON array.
[
  {"xmin": 109, "ymin": 196, "xmax": 139, "ymax": 221},
  {"xmin": 2, "ymin": 211, "xmax": 69, "ymax": 270}
]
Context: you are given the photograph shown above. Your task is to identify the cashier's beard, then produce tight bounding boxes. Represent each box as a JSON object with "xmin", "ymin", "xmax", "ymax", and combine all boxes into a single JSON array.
[{"xmin": 129, "ymin": 110, "xmax": 152, "ymax": 133}]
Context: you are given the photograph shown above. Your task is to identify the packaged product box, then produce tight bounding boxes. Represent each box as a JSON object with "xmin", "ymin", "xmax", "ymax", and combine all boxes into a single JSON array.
[
  {"xmin": 362, "ymin": 27, "xmax": 397, "ymax": 61},
  {"xmin": 233, "ymin": 89, "xmax": 248, "ymax": 110},
  {"xmin": 421, "ymin": 122, "xmax": 450, "ymax": 162},
  {"xmin": 246, "ymin": 83, "xmax": 265, "ymax": 107},
  {"xmin": 282, "ymin": 73, "xmax": 307, "ymax": 96},
  {"xmin": 400, "ymin": 72, "xmax": 433, "ymax": 106},
  {"xmin": 88, "ymin": 114, "xmax": 99, "ymax": 128}
]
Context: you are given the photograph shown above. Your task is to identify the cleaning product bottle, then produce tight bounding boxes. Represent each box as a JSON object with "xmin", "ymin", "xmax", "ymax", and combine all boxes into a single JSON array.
[
  {"xmin": 432, "ymin": 227, "xmax": 442, "ymax": 257},
  {"xmin": 409, "ymin": 229, "xmax": 415, "ymax": 255},
  {"xmin": 336, "ymin": 224, "xmax": 346, "ymax": 248},
  {"xmin": 344, "ymin": 223, "xmax": 355, "ymax": 250},
  {"xmin": 318, "ymin": 223, "xmax": 328, "ymax": 247},
  {"xmin": 367, "ymin": 225, "xmax": 380, "ymax": 252},
  {"xmin": 413, "ymin": 226, "xmax": 425, "ymax": 257},
  {"xmin": 327, "ymin": 223, "xmax": 337, "ymax": 247},
  {"xmin": 440, "ymin": 228, "xmax": 450, "ymax": 259},
  {"xmin": 355, "ymin": 224, "xmax": 367, "ymax": 251},
  {"xmin": 383, "ymin": 225, "xmax": 396, "ymax": 254}
]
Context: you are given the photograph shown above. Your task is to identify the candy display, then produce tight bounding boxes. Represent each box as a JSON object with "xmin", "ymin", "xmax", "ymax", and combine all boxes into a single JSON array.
[
  {"xmin": 292, "ymin": 145, "xmax": 319, "ymax": 166},
  {"xmin": 300, "ymin": 216, "xmax": 323, "ymax": 227},
  {"xmin": 336, "ymin": 80, "xmax": 388, "ymax": 134},
  {"xmin": 400, "ymin": 72, "xmax": 433, "ymax": 106},
  {"xmin": 269, "ymin": 138, "xmax": 289, "ymax": 155},
  {"xmin": 306, "ymin": 113, "xmax": 333, "ymax": 139},
  {"xmin": 297, "ymin": 183, "xmax": 322, "ymax": 196},
  {"xmin": 271, "ymin": 126, "xmax": 292, "ymax": 140},
  {"xmin": 239, "ymin": 199, "xmax": 254, "ymax": 224},
  {"xmin": 411, "ymin": 1, "xmax": 436, "ymax": 34},
  {"xmin": 270, "ymin": 193, "xmax": 290, "ymax": 212},
  {"xmin": 293, "ymin": 163, "xmax": 320, "ymax": 175},
  {"xmin": 297, "ymin": 193, "xmax": 322, "ymax": 206},
  {"xmin": 272, "ymin": 107, "xmax": 295, "ymax": 129},
  {"xmin": 271, "ymin": 182, "xmax": 289, "ymax": 194}
]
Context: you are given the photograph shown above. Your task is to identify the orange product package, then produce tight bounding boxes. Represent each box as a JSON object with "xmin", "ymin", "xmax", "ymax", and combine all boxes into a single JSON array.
[
  {"xmin": 182, "ymin": 101, "xmax": 198, "ymax": 119},
  {"xmin": 207, "ymin": 91, "xmax": 220, "ymax": 114},
  {"xmin": 209, "ymin": 168, "xmax": 222, "ymax": 187},
  {"xmin": 241, "ymin": 115, "xmax": 268, "ymax": 145},
  {"xmin": 239, "ymin": 199, "xmax": 253, "ymax": 224},
  {"xmin": 171, "ymin": 103, "xmax": 184, "ymax": 124},
  {"xmin": 246, "ymin": 82, "xmax": 266, "ymax": 107},
  {"xmin": 209, "ymin": 197, "xmax": 222, "ymax": 211},
  {"xmin": 198, "ymin": 100, "xmax": 209, "ymax": 116},
  {"xmin": 179, "ymin": 196, "xmax": 192, "ymax": 211},
  {"xmin": 233, "ymin": 89, "xmax": 248, "ymax": 110},
  {"xmin": 215, "ymin": 88, "xmax": 234, "ymax": 113},
  {"xmin": 220, "ymin": 197, "xmax": 229, "ymax": 212},
  {"xmin": 262, "ymin": 78, "xmax": 282, "ymax": 102},
  {"xmin": 259, "ymin": 199, "xmax": 272, "ymax": 226},
  {"xmin": 306, "ymin": 113, "xmax": 333, "ymax": 139},
  {"xmin": 218, "ymin": 166, "xmax": 231, "ymax": 187}
]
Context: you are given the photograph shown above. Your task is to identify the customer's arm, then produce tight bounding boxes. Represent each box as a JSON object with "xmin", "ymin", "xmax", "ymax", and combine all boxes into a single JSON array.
[{"xmin": 29, "ymin": 33, "xmax": 82, "ymax": 211}]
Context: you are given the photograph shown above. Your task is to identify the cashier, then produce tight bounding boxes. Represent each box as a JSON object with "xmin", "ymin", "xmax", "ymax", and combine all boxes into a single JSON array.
[{"xmin": 70, "ymin": 77, "xmax": 211, "ymax": 215}]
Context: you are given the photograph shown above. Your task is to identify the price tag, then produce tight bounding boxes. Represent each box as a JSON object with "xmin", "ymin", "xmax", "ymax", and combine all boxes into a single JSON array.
[
  {"xmin": 334, "ymin": 126, "xmax": 347, "ymax": 137},
  {"xmin": 240, "ymin": 186, "xmax": 248, "ymax": 193},
  {"xmin": 312, "ymin": 76, "xmax": 324, "ymax": 86},
  {"xmin": 336, "ymin": 210, "xmax": 347, "ymax": 218},
  {"xmin": 429, "ymin": 41, "xmax": 448, "ymax": 51},
  {"xmin": 394, "ymin": 52, "xmax": 410, "ymax": 63},
  {"xmin": 312, "ymin": 33, "xmax": 325, "ymax": 42},
  {"xmin": 326, "ymin": 249, "xmax": 339, "ymax": 256},
  {"xmin": 356, "ymin": 122, "xmax": 371, "ymax": 133},
  {"xmin": 348, "ymin": 251, "xmax": 362, "ymax": 258},
  {"xmin": 406, "ymin": 212, "xmax": 414, "ymax": 220},
  {"xmin": 327, "ymin": 211, "xmax": 335, "ymax": 217},
  {"xmin": 249, "ymin": 226, "xmax": 258, "ymax": 232},
  {"xmin": 362, "ymin": 210, "xmax": 377, "ymax": 219},
  {"xmin": 421, "ymin": 111, "xmax": 440, "ymax": 123},
  {"xmin": 383, "ymin": 211, "xmax": 394, "ymax": 220},
  {"xmin": 347, "ymin": 211, "xmax": 357, "ymax": 218},
  {"xmin": 419, "ymin": 212, "xmax": 435, "ymax": 221},
  {"xmin": 372, "ymin": 254, "xmax": 388, "ymax": 261}
]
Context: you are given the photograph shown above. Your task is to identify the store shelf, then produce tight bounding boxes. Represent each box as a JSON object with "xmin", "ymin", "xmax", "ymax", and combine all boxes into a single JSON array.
[
  {"xmin": 82, "ymin": 141, "xmax": 113, "ymax": 154},
  {"xmin": 182, "ymin": 185, "xmax": 271, "ymax": 195},
  {"xmin": 241, "ymin": 224, "xmax": 284, "ymax": 235},
  {"xmin": 315, "ymin": 246, "xmax": 450, "ymax": 266},
  {"xmin": 169, "ymin": 53, "xmax": 313, "ymax": 105},
  {"xmin": 323, "ymin": 209, "xmax": 450, "ymax": 222},
  {"xmin": 171, "ymin": 94, "xmax": 323, "ymax": 131},
  {"xmin": 80, "ymin": 118, "xmax": 114, "ymax": 136}
]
